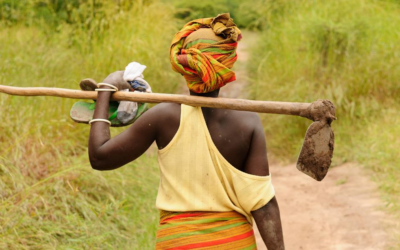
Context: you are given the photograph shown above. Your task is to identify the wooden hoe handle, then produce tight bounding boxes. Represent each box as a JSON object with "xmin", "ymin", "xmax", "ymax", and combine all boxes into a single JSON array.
[
  {"xmin": 0, "ymin": 85, "xmax": 312, "ymax": 118},
  {"xmin": 0, "ymin": 84, "xmax": 337, "ymax": 181}
]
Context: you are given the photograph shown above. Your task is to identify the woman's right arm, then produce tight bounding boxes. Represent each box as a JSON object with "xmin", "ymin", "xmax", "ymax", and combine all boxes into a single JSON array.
[
  {"xmin": 252, "ymin": 197, "xmax": 285, "ymax": 250},
  {"xmin": 244, "ymin": 114, "xmax": 285, "ymax": 249}
]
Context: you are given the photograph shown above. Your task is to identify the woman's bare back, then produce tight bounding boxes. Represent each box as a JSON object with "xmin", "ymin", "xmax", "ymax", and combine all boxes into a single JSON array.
[{"xmin": 154, "ymin": 103, "xmax": 269, "ymax": 176}]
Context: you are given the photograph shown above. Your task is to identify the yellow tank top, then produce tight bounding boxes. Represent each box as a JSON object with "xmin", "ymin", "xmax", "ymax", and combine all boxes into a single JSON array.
[{"xmin": 156, "ymin": 104, "xmax": 275, "ymax": 224}]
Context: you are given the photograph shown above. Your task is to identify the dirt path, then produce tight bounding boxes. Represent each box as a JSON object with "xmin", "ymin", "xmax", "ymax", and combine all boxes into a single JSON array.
[
  {"xmin": 224, "ymin": 31, "xmax": 395, "ymax": 249},
  {"xmin": 264, "ymin": 163, "xmax": 394, "ymax": 249}
]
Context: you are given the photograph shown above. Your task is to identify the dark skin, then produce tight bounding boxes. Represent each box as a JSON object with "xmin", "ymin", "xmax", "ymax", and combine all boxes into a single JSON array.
[{"xmin": 89, "ymin": 84, "xmax": 285, "ymax": 250}]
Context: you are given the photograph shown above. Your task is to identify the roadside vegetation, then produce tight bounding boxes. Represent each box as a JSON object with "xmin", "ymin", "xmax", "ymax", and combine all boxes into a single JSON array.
[
  {"xmin": 246, "ymin": 0, "xmax": 400, "ymax": 246},
  {"xmin": 0, "ymin": 0, "xmax": 179, "ymax": 248},
  {"xmin": 1, "ymin": 0, "xmax": 399, "ymax": 248}
]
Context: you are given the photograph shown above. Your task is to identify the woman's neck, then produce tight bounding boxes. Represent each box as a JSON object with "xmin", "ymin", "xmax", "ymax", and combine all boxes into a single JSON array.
[
  {"xmin": 189, "ymin": 89, "xmax": 220, "ymax": 118},
  {"xmin": 189, "ymin": 89, "xmax": 219, "ymax": 98}
]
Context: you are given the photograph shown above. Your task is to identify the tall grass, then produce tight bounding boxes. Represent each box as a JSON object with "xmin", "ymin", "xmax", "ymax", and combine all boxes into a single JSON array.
[
  {"xmin": 170, "ymin": 0, "xmax": 268, "ymax": 30},
  {"xmin": 248, "ymin": 0, "xmax": 400, "ymax": 246},
  {"xmin": 0, "ymin": 154, "xmax": 160, "ymax": 249},
  {"xmin": 0, "ymin": 1, "xmax": 180, "ymax": 248},
  {"xmin": 2, "ymin": 0, "xmax": 400, "ymax": 247}
]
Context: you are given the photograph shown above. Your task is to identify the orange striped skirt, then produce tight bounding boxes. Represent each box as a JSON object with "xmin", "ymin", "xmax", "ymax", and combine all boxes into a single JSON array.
[{"xmin": 156, "ymin": 210, "xmax": 257, "ymax": 250}]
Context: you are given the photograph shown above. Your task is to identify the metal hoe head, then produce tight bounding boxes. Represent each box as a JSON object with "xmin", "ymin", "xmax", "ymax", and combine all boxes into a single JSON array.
[{"xmin": 297, "ymin": 100, "xmax": 336, "ymax": 181}]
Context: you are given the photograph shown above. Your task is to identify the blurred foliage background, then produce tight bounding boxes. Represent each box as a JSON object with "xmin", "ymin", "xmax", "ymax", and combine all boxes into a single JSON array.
[
  {"xmin": 0, "ymin": 0, "xmax": 179, "ymax": 248},
  {"xmin": 247, "ymin": 0, "xmax": 400, "ymax": 224},
  {"xmin": 0, "ymin": 0, "xmax": 399, "ymax": 248}
]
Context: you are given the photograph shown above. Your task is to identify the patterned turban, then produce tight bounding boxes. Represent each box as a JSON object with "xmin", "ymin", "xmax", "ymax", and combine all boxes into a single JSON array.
[{"xmin": 169, "ymin": 13, "xmax": 242, "ymax": 93}]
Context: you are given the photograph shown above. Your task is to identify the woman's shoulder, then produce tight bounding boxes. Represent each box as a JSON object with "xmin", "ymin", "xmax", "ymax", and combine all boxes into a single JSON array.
[
  {"xmin": 153, "ymin": 102, "xmax": 181, "ymax": 112},
  {"xmin": 134, "ymin": 103, "xmax": 180, "ymax": 130},
  {"xmin": 145, "ymin": 103, "xmax": 181, "ymax": 128},
  {"xmin": 146, "ymin": 103, "xmax": 181, "ymax": 117},
  {"xmin": 222, "ymin": 109, "xmax": 261, "ymax": 128}
]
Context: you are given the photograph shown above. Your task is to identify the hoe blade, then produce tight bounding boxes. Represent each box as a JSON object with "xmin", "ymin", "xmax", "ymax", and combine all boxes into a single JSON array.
[{"xmin": 297, "ymin": 122, "xmax": 334, "ymax": 181}]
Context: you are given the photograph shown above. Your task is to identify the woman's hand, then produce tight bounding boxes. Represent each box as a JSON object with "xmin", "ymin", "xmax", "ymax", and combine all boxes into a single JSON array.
[{"xmin": 101, "ymin": 71, "xmax": 132, "ymax": 91}]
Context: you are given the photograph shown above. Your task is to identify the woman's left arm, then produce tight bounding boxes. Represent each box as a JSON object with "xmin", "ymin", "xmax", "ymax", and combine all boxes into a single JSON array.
[{"xmin": 88, "ymin": 85, "xmax": 158, "ymax": 171}]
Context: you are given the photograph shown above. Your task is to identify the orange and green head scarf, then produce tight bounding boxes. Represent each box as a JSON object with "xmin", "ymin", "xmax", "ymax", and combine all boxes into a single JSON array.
[{"xmin": 169, "ymin": 13, "xmax": 242, "ymax": 93}]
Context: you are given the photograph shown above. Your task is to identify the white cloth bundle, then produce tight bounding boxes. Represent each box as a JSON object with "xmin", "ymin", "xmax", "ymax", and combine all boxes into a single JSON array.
[{"xmin": 117, "ymin": 62, "xmax": 152, "ymax": 124}]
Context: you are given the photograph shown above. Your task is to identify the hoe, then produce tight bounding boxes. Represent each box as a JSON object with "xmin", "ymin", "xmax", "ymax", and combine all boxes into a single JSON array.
[{"xmin": 0, "ymin": 85, "xmax": 336, "ymax": 181}]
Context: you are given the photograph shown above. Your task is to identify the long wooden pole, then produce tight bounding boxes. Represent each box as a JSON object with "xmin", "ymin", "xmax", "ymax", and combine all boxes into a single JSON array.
[{"xmin": 0, "ymin": 85, "xmax": 311, "ymax": 117}]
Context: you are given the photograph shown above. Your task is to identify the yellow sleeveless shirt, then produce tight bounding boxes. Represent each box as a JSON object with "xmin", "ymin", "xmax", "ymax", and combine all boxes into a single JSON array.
[{"xmin": 156, "ymin": 104, "xmax": 275, "ymax": 224}]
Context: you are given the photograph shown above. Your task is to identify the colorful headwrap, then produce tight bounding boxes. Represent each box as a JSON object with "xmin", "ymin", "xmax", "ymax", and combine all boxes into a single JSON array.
[{"xmin": 169, "ymin": 13, "xmax": 242, "ymax": 93}]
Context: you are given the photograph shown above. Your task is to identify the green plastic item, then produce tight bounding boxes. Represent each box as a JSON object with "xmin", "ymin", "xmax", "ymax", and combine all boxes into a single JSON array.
[{"xmin": 70, "ymin": 101, "xmax": 148, "ymax": 127}]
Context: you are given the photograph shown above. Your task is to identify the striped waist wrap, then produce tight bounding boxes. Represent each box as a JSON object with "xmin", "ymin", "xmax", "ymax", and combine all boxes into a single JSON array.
[{"xmin": 156, "ymin": 210, "xmax": 257, "ymax": 250}]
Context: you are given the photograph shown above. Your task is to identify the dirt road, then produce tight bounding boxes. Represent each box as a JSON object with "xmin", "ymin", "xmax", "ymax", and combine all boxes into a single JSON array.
[
  {"xmin": 260, "ymin": 163, "xmax": 394, "ymax": 249},
  {"xmin": 223, "ymin": 31, "xmax": 395, "ymax": 250}
]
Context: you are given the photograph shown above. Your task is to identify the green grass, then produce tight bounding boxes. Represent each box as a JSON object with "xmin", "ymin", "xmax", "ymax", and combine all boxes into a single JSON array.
[
  {"xmin": 0, "ymin": 1, "xmax": 180, "ymax": 248},
  {"xmin": 2, "ymin": 0, "xmax": 400, "ymax": 248},
  {"xmin": 0, "ymin": 153, "xmax": 160, "ymax": 249},
  {"xmin": 247, "ymin": 0, "xmax": 400, "ymax": 247},
  {"xmin": 170, "ymin": 0, "xmax": 268, "ymax": 30}
]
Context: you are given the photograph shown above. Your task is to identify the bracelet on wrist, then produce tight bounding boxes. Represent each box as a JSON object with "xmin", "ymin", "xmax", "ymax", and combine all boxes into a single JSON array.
[
  {"xmin": 89, "ymin": 118, "xmax": 111, "ymax": 125},
  {"xmin": 97, "ymin": 83, "xmax": 118, "ymax": 91}
]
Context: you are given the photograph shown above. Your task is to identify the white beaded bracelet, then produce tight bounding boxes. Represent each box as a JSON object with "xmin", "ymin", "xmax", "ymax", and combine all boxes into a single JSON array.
[
  {"xmin": 97, "ymin": 82, "xmax": 119, "ymax": 91},
  {"xmin": 95, "ymin": 88, "xmax": 116, "ymax": 92},
  {"xmin": 89, "ymin": 118, "xmax": 111, "ymax": 125}
]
